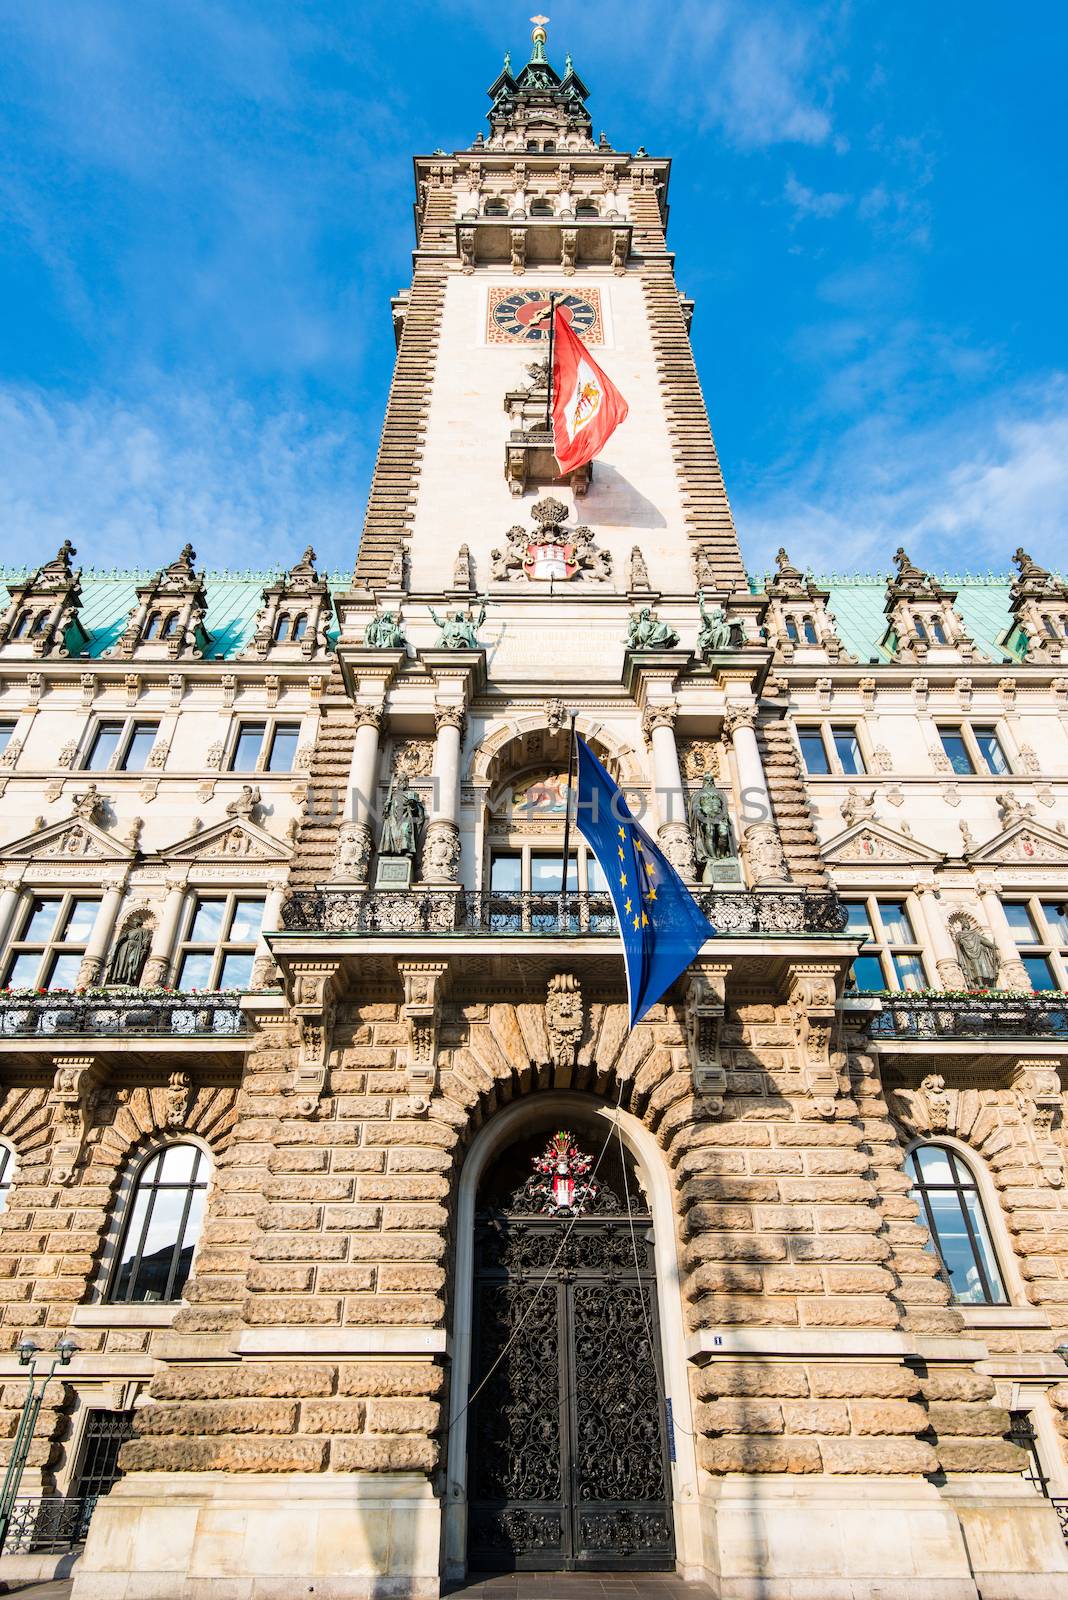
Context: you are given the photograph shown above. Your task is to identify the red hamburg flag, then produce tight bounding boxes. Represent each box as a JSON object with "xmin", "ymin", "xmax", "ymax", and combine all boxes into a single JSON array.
[{"xmin": 550, "ymin": 309, "xmax": 629, "ymax": 474}]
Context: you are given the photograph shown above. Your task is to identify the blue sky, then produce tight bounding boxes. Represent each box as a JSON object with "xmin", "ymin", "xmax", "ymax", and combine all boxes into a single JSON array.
[{"xmin": 0, "ymin": 0, "xmax": 1065, "ymax": 579}]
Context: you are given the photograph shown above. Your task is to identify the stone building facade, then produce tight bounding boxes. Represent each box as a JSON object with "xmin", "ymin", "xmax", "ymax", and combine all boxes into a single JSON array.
[{"xmin": 0, "ymin": 23, "xmax": 1067, "ymax": 1600}]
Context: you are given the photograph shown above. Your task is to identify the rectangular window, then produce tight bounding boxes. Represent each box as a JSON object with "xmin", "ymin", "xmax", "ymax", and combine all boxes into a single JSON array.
[
  {"xmin": 844, "ymin": 896, "xmax": 929, "ymax": 992},
  {"xmin": 798, "ymin": 724, "xmax": 866, "ymax": 776},
  {"xmin": 87, "ymin": 722, "xmax": 124, "ymax": 771},
  {"xmin": 0, "ymin": 722, "xmax": 15, "ymax": 757},
  {"xmin": 175, "ymin": 894, "xmax": 265, "ymax": 991},
  {"xmin": 1005, "ymin": 897, "xmax": 1068, "ymax": 990},
  {"xmin": 938, "ymin": 728, "xmax": 975, "ymax": 776},
  {"xmin": 229, "ymin": 723, "xmax": 266, "ymax": 773},
  {"xmin": 229, "ymin": 721, "xmax": 300, "ymax": 773},
  {"xmin": 831, "ymin": 726, "xmax": 866, "ymax": 776},
  {"xmin": 122, "ymin": 721, "xmax": 159, "ymax": 772},
  {"xmin": 2, "ymin": 894, "xmax": 100, "ymax": 990},
  {"xmin": 265, "ymin": 723, "xmax": 300, "ymax": 773},
  {"xmin": 85, "ymin": 719, "xmax": 160, "ymax": 773},
  {"xmin": 973, "ymin": 726, "xmax": 1010, "ymax": 776},
  {"xmin": 798, "ymin": 729, "xmax": 831, "ymax": 775}
]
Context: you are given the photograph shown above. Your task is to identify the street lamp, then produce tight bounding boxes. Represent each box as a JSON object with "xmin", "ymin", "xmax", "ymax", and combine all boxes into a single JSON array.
[{"xmin": 0, "ymin": 1336, "xmax": 78, "ymax": 1552}]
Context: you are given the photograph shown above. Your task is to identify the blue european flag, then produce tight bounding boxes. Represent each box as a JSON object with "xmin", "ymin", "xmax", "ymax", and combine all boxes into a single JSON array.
[{"xmin": 574, "ymin": 737, "xmax": 714, "ymax": 1026}]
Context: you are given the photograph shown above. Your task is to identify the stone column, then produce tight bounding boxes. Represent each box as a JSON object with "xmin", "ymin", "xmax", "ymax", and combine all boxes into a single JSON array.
[
  {"xmin": 251, "ymin": 884, "xmax": 286, "ymax": 990},
  {"xmin": 335, "ymin": 705, "xmax": 385, "ymax": 883},
  {"xmin": 642, "ymin": 701, "xmax": 695, "ymax": 880},
  {"xmin": 0, "ymin": 877, "xmax": 24, "ymax": 953},
  {"xmin": 913, "ymin": 885, "xmax": 965, "ymax": 988},
  {"xmin": 142, "ymin": 876, "xmax": 189, "ymax": 988},
  {"xmin": 975, "ymin": 878, "xmax": 1032, "ymax": 987},
  {"xmin": 423, "ymin": 707, "xmax": 465, "ymax": 884},
  {"xmin": 76, "ymin": 876, "xmax": 128, "ymax": 987},
  {"xmin": 724, "ymin": 702, "xmax": 788, "ymax": 886}
]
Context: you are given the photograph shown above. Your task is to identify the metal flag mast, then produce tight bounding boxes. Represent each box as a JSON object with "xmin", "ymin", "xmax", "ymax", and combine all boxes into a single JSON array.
[
  {"xmin": 543, "ymin": 292, "xmax": 558, "ymax": 437},
  {"xmin": 559, "ymin": 707, "xmax": 578, "ymax": 917}
]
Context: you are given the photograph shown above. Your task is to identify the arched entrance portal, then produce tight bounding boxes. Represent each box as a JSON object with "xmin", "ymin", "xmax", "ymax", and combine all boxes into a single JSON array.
[{"xmin": 445, "ymin": 1095, "xmax": 689, "ymax": 1578}]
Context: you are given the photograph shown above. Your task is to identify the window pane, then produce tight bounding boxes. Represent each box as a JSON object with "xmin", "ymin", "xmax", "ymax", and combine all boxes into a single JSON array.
[
  {"xmin": 878, "ymin": 900, "xmax": 916, "ymax": 945},
  {"xmin": 490, "ymin": 855, "xmax": 521, "ymax": 893},
  {"xmin": 122, "ymin": 722, "xmax": 159, "ymax": 772},
  {"xmin": 64, "ymin": 898, "xmax": 99, "ymax": 941},
  {"xmin": 6, "ymin": 951, "xmax": 42, "ymax": 988},
  {"xmin": 219, "ymin": 952, "xmax": 254, "ymax": 989},
  {"xmin": 111, "ymin": 1189, "xmax": 151, "ymax": 1301},
  {"xmin": 266, "ymin": 724, "xmax": 300, "ymax": 773},
  {"xmin": 924, "ymin": 1188, "xmax": 989, "ymax": 1302},
  {"xmin": 850, "ymin": 954, "xmax": 886, "ymax": 991},
  {"xmin": 23, "ymin": 899, "xmax": 61, "ymax": 942},
  {"xmin": 230, "ymin": 724, "xmax": 265, "ymax": 772},
  {"xmin": 832, "ymin": 727, "xmax": 865, "ymax": 775},
  {"xmin": 87, "ymin": 723, "xmax": 123, "ymax": 771},
  {"xmin": 530, "ymin": 857, "xmax": 577, "ymax": 892},
  {"xmin": 843, "ymin": 901, "xmax": 873, "ymax": 937},
  {"xmin": 802, "ymin": 620, "xmax": 818, "ymax": 645},
  {"xmin": 961, "ymin": 1189, "xmax": 1007, "ymax": 1302},
  {"xmin": 914, "ymin": 1145, "xmax": 954, "ymax": 1184},
  {"xmin": 158, "ymin": 1144, "xmax": 199, "ymax": 1183},
  {"xmin": 586, "ymin": 855, "xmax": 608, "ymax": 893},
  {"xmin": 47, "ymin": 953, "xmax": 83, "ymax": 989},
  {"xmin": 172, "ymin": 1185, "xmax": 208, "ymax": 1297},
  {"xmin": 1004, "ymin": 903, "xmax": 1038, "ymax": 942},
  {"xmin": 177, "ymin": 952, "xmax": 213, "ymax": 991},
  {"xmin": 798, "ymin": 731, "xmax": 831, "ymax": 775},
  {"xmin": 938, "ymin": 731, "xmax": 974, "ymax": 776},
  {"xmin": 1039, "ymin": 902, "xmax": 1068, "ymax": 946},
  {"xmin": 973, "ymin": 728, "xmax": 1009, "ymax": 776},
  {"xmin": 0, "ymin": 724, "xmax": 14, "ymax": 756},
  {"xmin": 229, "ymin": 899, "xmax": 265, "ymax": 942},
  {"xmin": 188, "ymin": 900, "xmax": 225, "ymax": 943},
  {"xmin": 891, "ymin": 953, "xmax": 927, "ymax": 991},
  {"xmin": 1022, "ymin": 955, "xmax": 1057, "ymax": 991}
]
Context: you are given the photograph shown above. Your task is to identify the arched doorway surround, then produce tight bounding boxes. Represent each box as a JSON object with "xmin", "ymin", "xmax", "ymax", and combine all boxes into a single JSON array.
[{"xmin": 442, "ymin": 1092, "xmax": 702, "ymax": 1582}]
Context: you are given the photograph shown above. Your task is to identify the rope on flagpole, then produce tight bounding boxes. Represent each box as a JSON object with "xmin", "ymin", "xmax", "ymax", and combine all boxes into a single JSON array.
[
  {"xmin": 559, "ymin": 709, "xmax": 578, "ymax": 922},
  {"xmin": 544, "ymin": 292, "xmax": 557, "ymax": 435}
]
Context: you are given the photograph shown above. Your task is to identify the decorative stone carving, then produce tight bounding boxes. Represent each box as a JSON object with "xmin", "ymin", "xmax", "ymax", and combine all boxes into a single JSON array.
[
  {"xmin": 206, "ymin": 741, "xmax": 224, "ymax": 770},
  {"xmin": 0, "ymin": 738, "xmax": 22, "ymax": 769},
  {"xmin": 146, "ymin": 739, "xmax": 170, "ymax": 770},
  {"xmin": 106, "ymin": 916, "xmax": 153, "ymax": 986},
  {"xmin": 49, "ymin": 1055, "xmax": 105, "ymax": 1184},
  {"xmin": 453, "ymin": 544, "xmax": 475, "ymax": 591},
  {"xmin": 544, "ymin": 698, "xmax": 567, "ymax": 736},
  {"xmin": 840, "ymin": 788, "xmax": 877, "ymax": 828},
  {"xmin": 0, "ymin": 540, "xmax": 89, "ymax": 658},
  {"xmin": 1013, "ymin": 1061, "xmax": 1064, "ymax": 1187},
  {"xmin": 398, "ymin": 961, "xmax": 449, "ymax": 1102},
  {"xmin": 225, "ymin": 785, "xmax": 262, "ymax": 822},
  {"xmin": 353, "ymin": 704, "xmax": 386, "ymax": 733},
  {"xmin": 697, "ymin": 591, "xmax": 740, "ymax": 657},
  {"xmin": 421, "ymin": 819, "xmax": 461, "ymax": 884},
  {"xmin": 688, "ymin": 778, "xmax": 734, "ymax": 883},
  {"xmin": 113, "ymin": 543, "xmax": 211, "ymax": 660},
  {"xmin": 658, "ymin": 822, "xmax": 697, "ymax": 879},
  {"xmin": 679, "ymin": 739, "xmax": 720, "ymax": 783},
  {"xmin": 788, "ymin": 965, "xmax": 841, "ymax": 1118},
  {"xmin": 490, "ymin": 498, "xmax": 611, "ymax": 582},
  {"xmin": 429, "ymin": 599, "xmax": 486, "ymax": 650},
  {"xmin": 332, "ymin": 820, "xmax": 372, "ymax": 883},
  {"xmin": 561, "ymin": 227, "xmax": 578, "ymax": 275},
  {"xmin": 433, "ymin": 706, "xmax": 467, "ymax": 738},
  {"xmin": 245, "ymin": 547, "xmax": 331, "ymax": 660},
  {"xmin": 163, "ymin": 1070, "xmax": 193, "ymax": 1129},
  {"xmin": 996, "ymin": 791, "xmax": 1036, "ymax": 828},
  {"xmin": 683, "ymin": 964, "xmax": 730, "ymax": 1106},
  {"xmin": 627, "ymin": 545, "xmax": 651, "ymax": 591},
  {"xmin": 611, "ymin": 229, "xmax": 628, "ymax": 274},
  {"xmin": 385, "ymin": 546, "xmax": 408, "ymax": 590},
  {"xmin": 742, "ymin": 821, "xmax": 789, "ymax": 885},
  {"xmin": 289, "ymin": 961, "xmax": 340, "ymax": 1111},
  {"xmin": 364, "ymin": 610, "xmax": 408, "ymax": 649},
  {"xmin": 722, "ymin": 703, "xmax": 756, "ymax": 737},
  {"xmin": 510, "ymin": 227, "xmax": 526, "ymax": 273},
  {"xmin": 379, "ymin": 772, "xmax": 426, "ymax": 858},
  {"xmin": 882, "ymin": 549, "xmax": 976, "ymax": 661},
  {"xmin": 72, "ymin": 784, "xmax": 105, "ymax": 825},
  {"xmin": 920, "ymin": 1072, "xmax": 952, "ymax": 1134},
  {"xmin": 391, "ymin": 740, "xmax": 435, "ymax": 778},
  {"xmin": 626, "ymin": 608, "xmax": 679, "ymax": 651},
  {"xmin": 641, "ymin": 702, "xmax": 677, "ymax": 739},
  {"xmin": 1008, "ymin": 547, "xmax": 1068, "ymax": 662},
  {"xmin": 545, "ymin": 973, "xmax": 584, "ymax": 1071},
  {"xmin": 459, "ymin": 227, "xmax": 476, "ymax": 272},
  {"xmin": 947, "ymin": 911, "xmax": 999, "ymax": 988},
  {"xmin": 57, "ymin": 741, "xmax": 77, "ymax": 769}
]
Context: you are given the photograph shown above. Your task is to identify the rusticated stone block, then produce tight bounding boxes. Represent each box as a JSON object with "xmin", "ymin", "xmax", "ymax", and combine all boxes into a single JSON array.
[
  {"xmin": 936, "ymin": 1438, "xmax": 1027, "ymax": 1473},
  {"xmin": 682, "ymin": 1234, "xmax": 787, "ymax": 1270},
  {"xmin": 328, "ymin": 1150, "xmax": 388, "ymax": 1172},
  {"xmin": 382, "ymin": 1203, "xmax": 449, "ymax": 1231},
  {"xmin": 751, "ymin": 1205, "xmax": 814, "ymax": 1233},
  {"xmin": 849, "ymin": 1400, "xmax": 928, "ymax": 1435},
  {"xmin": 242, "ymin": 1296, "xmax": 342, "ymax": 1325},
  {"xmin": 683, "ymin": 1204, "xmax": 753, "ymax": 1236},
  {"xmin": 316, "ymin": 1267, "xmax": 377, "ymax": 1293},
  {"xmin": 121, "ymin": 1436, "xmax": 327, "ymax": 1473},
  {"xmin": 332, "ymin": 1436, "xmax": 437, "ymax": 1473},
  {"xmin": 799, "ymin": 1298, "xmax": 898, "ymax": 1328},
  {"xmin": 815, "ymin": 1206, "xmax": 881, "ymax": 1233},
  {"xmin": 252, "ymin": 1235, "xmax": 349, "ymax": 1262},
  {"xmin": 926, "ymin": 1401, "xmax": 1010, "ymax": 1437},
  {"xmin": 774, "ymin": 1125, "xmax": 858, "ymax": 1147},
  {"xmin": 688, "ymin": 1264, "xmax": 763, "ymax": 1296},
  {"xmin": 692, "ymin": 1363, "xmax": 809, "ymax": 1401},
  {"xmin": 267, "ymin": 1149, "xmax": 329, "ymax": 1174},
  {"xmin": 809, "ymin": 1364, "xmax": 921, "ymax": 1400},
  {"xmin": 245, "ymin": 1265, "xmax": 314, "ymax": 1294},
  {"xmin": 819, "ymin": 1437, "xmax": 938, "ymax": 1474},
  {"xmin": 697, "ymin": 1437, "xmax": 821, "ymax": 1474},
  {"xmin": 357, "ymin": 1176, "xmax": 450, "ymax": 1202},
  {"xmin": 780, "ymin": 1179, "xmax": 873, "ymax": 1205},
  {"xmin": 347, "ymin": 1235, "xmax": 446, "ymax": 1262},
  {"xmin": 746, "ymin": 1152, "xmax": 804, "ymax": 1176},
  {"xmin": 301, "ymin": 1399, "xmax": 366, "ymax": 1433},
  {"xmin": 135, "ymin": 1401, "xmax": 298, "ymax": 1435},
  {"xmin": 806, "ymin": 1151, "xmax": 871, "ymax": 1176},
  {"xmin": 378, "ymin": 1265, "xmax": 446, "ymax": 1293},
  {"xmin": 762, "ymin": 1266, "xmax": 822, "ymax": 1295},
  {"xmin": 265, "ymin": 1178, "xmax": 355, "ymax": 1203},
  {"xmin": 689, "ymin": 1296, "xmax": 798, "ymax": 1328},
  {"xmin": 790, "ymin": 1235, "xmax": 888, "ymax": 1263},
  {"xmin": 822, "ymin": 1266, "xmax": 897, "ymax": 1295},
  {"xmin": 337, "ymin": 1363, "xmax": 443, "ymax": 1397},
  {"xmin": 385, "ymin": 1149, "xmax": 451, "ymax": 1174},
  {"xmin": 921, "ymin": 1370, "xmax": 995, "ymax": 1403},
  {"xmin": 335, "ymin": 1097, "xmax": 393, "ymax": 1119},
  {"xmin": 366, "ymin": 1398, "xmax": 440, "ymax": 1434},
  {"xmin": 362, "ymin": 1121, "xmax": 455, "ymax": 1147},
  {"xmin": 257, "ymin": 1204, "xmax": 321, "ymax": 1231},
  {"xmin": 152, "ymin": 1365, "xmax": 334, "ymax": 1401},
  {"xmin": 345, "ymin": 1296, "xmax": 443, "ymax": 1326},
  {"xmin": 321, "ymin": 1206, "xmax": 383, "ymax": 1231},
  {"xmin": 695, "ymin": 1399, "xmax": 784, "ymax": 1434},
  {"xmin": 781, "ymin": 1400, "xmax": 849, "ymax": 1435}
]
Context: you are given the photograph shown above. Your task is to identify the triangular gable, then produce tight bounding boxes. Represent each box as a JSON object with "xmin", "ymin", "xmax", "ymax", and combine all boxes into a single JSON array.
[
  {"xmin": 160, "ymin": 815, "xmax": 291, "ymax": 862},
  {"xmin": 5, "ymin": 816, "xmax": 132, "ymax": 861},
  {"xmin": 821, "ymin": 819, "xmax": 944, "ymax": 866},
  {"xmin": 969, "ymin": 817, "xmax": 1068, "ymax": 866}
]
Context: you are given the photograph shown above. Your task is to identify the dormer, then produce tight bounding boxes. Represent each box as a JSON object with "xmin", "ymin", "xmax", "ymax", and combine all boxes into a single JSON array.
[
  {"xmin": 0, "ymin": 540, "xmax": 89, "ymax": 659},
  {"xmin": 244, "ymin": 547, "xmax": 333, "ymax": 660},
  {"xmin": 763, "ymin": 547, "xmax": 852, "ymax": 664},
  {"xmin": 113, "ymin": 543, "xmax": 211, "ymax": 661},
  {"xmin": 1004, "ymin": 547, "xmax": 1068, "ymax": 664},
  {"xmin": 880, "ymin": 547, "xmax": 977, "ymax": 663}
]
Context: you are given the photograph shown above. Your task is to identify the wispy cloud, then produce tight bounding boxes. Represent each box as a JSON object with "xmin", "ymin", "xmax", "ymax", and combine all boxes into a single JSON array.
[{"xmin": 784, "ymin": 171, "xmax": 851, "ymax": 219}]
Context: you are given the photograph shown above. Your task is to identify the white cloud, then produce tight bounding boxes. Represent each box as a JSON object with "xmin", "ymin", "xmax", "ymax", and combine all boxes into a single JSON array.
[
  {"xmin": 0, "ymin": 381, "xmax": 368, "ymax": 574},
  {"xmin": 784, "ymin": 171, "xmax": 851, "ymax": 219},
  {"xmin": 736, "ymin": 376, "xmax": 1068, "ymax": 576}
]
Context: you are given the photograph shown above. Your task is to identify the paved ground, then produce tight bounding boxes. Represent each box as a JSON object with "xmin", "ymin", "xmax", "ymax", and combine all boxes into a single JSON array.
[{"xmin": 445, "ymin": 1575, "xmax": 717, "ymax": 1598}]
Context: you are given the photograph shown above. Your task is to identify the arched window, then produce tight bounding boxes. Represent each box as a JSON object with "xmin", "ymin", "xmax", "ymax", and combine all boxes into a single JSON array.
[
  {"xmin": 274, "ymin": 614, "xmax": 291, "ymax": 643},
  {"xmin": 802, "ymin": 617, "xmax": 818, "ymax": 645},
  {"xmin": 29, "ymin": 611, "xmax": 48, "ymax": 635},
  {"xmin": 905, "ymin": 1143, "xmax": 1007, "ymax": 1305},
  {"xmin": 161, "ymin": 614, "xmax": 179, "ymax": 639},
  {"xmin": 291, "ymin": 613, "xmax": 307, "ymax": 642},
  {"xmin": 12, "ymin": 612, "xmax": 31, "ymax": 639},
  {"xmin": 785, "ymin": 617, "xmax": 800, "ymax": 643},
  {"xmin": 107, "ymin": 1144, "xmax": 210, "ymax": 1304},
  {"xmin": 0, "ymin": 1142, "xmax": 15, "ymax": 1213},
  {"xmin": 144, "ymin": 613, "xmax": 161, "ymax": 641}
]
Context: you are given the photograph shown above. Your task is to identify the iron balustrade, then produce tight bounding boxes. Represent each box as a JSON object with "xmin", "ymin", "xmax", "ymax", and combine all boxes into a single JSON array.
[
  {"xmin": 1, "ymin": 1494, "xmax": 95, "ymax": 1554},
  {"xmin": 280, "ymin": 888, "xmax": 849, "ymax": 938},
  {"xmin": 0, "ymin": 991, "xmax": 251, "ymax": 1041},
  {"xmin": 866, "ymin": 992, "xmax": 1068, "ymax": 1041},
  {"xmin": 1054, "ymin": 1499, "xmax": 1068, "ymax": 1543}
]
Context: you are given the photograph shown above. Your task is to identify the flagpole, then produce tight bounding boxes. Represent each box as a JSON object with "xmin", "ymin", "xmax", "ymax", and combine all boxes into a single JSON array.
[
  {"xmin": 544, "ymin": 293, "xmax": 557, "ymax": 436},
  {"xmin": 559, "ymin": 709, "xmax": 578, "ymax": 926}
]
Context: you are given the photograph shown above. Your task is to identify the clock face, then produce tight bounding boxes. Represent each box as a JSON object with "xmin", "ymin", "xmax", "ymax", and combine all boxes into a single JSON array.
[{"xmin": 487, "ymin": 287, "xmax": 603, "ymax": 344}]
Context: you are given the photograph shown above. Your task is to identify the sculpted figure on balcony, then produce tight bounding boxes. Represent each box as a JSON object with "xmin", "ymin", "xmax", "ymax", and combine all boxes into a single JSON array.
[
  {"xmin": 430, "ymin": 599, "xmax": 486, "ymax": 650},
  {"xmin": 106, "ymin": 921, "xmax": 152, "ymax": 987},
  {"xmin": 697, "ymin": 591, "xmax": 736, "ymax": 657},
  {"xmin": 949, "ymin": 913, "xmax": 1000, "ymax": 988},
  {"xmin": 364, "ymin": 610, "xmax": 407, "ymax": 650},
  {"xmin": 688, "ymin": 777, "xmax": 734, "ymax": 881},
  {"xmin": 626, "ymin": 607, "xmax": 679, "ymax": 651},
  {"xmin": 379, "ymin": 772, "xmax": 426, "ymax": 858}
]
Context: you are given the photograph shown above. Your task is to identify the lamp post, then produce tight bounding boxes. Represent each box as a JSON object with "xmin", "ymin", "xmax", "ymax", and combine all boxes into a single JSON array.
[{"xmin": 0, "ymin": 1336, "xmax": 77, "ymax": 1553}]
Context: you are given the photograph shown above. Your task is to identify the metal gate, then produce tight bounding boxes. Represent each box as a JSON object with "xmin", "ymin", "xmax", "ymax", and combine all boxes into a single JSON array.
[{"xmin": 466, "ymin": 1194, "xmax": 674, "ymax": 1571}]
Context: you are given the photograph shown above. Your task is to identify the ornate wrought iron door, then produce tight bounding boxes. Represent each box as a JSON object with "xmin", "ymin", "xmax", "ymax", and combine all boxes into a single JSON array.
[{"xmin": 466, "ymin": 1210, "xmax": 674, "ymax": 1570}]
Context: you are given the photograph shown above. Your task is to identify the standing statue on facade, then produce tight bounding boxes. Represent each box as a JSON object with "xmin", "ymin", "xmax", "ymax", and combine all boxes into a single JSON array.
[
  {"xmin": 949, "ymin": 913, "xmax": 1000, "ymax": 988},
  {"xmin": 364, "ymin": 610, "xmax": 407, "ymax": 650},
  {"xmin": 697, "ymin": 591, "xmax": 735, "ymax": 656},
  {"xmin": 626, "ymin": 607, "xmax": 679, "ymax": 651},
  {"xmin": 688, "ymin": 776, "xmax": 734, "ymax": 881},
  {"xmin": 379, "ymin": 772, "xmax": 426, "ymax": 857},
  {"xmin": 106, "ymin": 921, "xmax": 152, "ymax": 986},
  {"xmin": 430, "ymin": 599, "xmax": 487, "ymax": 650}
]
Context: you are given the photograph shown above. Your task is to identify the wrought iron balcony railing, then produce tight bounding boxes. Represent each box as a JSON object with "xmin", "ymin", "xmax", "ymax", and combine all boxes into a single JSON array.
[
  {"xmin": 866, "ymin": 991, "xmax": 1068, "ymax": 1041},
  {"xmin": 2, "ymin": 1494, "xmax": 96, "ymax": 1554},
  {"xmin": 0, "ymin": 990, "xmax": 251, "ymax": 1040},
  {"xmin": 280, "ymin": 888, "xmax": 849, "ymax": 938}
]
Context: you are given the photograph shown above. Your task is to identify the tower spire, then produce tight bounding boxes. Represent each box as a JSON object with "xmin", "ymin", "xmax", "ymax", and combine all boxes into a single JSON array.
[{"xmin": 529, "ymin": 15, "xmax": 550, "ymax": 64}]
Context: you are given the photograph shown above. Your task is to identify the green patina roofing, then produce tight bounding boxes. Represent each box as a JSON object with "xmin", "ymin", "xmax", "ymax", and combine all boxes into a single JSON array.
[{"xmin": 0, "ymin": 568, "xmax": 349, "ymax": 661}]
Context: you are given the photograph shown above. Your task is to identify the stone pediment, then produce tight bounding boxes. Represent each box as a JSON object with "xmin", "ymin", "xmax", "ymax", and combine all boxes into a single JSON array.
[
  {"xmin": 821, "ymin": 820, "xmax": 944, "ymax": 866},
  {"xmin": 5, "ymin": 817, "xmax": 132, "ymax": 862},
  {"xmin": 969, "ymin": 818, "xmax": 1068, "ymax": 866},
  {"xmin": 160, "ymin": 816, "xmax": 291, "ymax": 862}
]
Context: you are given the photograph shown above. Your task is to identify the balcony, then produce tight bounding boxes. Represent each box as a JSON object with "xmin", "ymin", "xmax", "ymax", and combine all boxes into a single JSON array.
[
  {"xmin": 0, "ymin": 990, "xmax": 258, "ymax": 1068},
  {"xmin": 865, "ymin": 991, "xmax": 1068, "ymax": 1043},
  {"xmin": 279, "ymin": 888, "xmax": 850, "ymax": 939}
]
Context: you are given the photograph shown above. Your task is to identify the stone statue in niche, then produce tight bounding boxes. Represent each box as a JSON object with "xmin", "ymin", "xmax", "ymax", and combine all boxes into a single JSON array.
[
  {"xmin": 430, "ymin": 599, "xmax": 486, "ymax": 651},
  {"xmin": 106, "ymin": 921, "xmax": 152, "ymax": 986},
  {"xmin": 688, "ymin": 777, "xmax": 735, "ymax": 883},
  {"xmin": 379, "ymin": 773, "xmax": 426, "ymax": 858},
  {"xmin": 949, "ymin": 912, "xmax": 1000, "ymax": 988},
  {"xmin": 364, "ymin": 610, "xmax": 407, "ymax": 650},
  {"xmin": 626, "ymin": 607, "xmax": 679, "ymax": 651},
  {"xmin": 697, "ymin": 590, "xmax": 737, "ymax": 656}
]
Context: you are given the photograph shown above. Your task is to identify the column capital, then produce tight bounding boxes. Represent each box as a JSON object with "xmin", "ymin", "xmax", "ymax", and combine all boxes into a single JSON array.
[
  {"xmin": 641, "ymin": 700, "xmax": 678, "ymax": 739},
  {"xmin": 434, "ymin": 704, "xmax": 467, "ymax": 738},
  {"xmin": 723, "ymin": 701, "xmax": 757, "ymax": 736}
]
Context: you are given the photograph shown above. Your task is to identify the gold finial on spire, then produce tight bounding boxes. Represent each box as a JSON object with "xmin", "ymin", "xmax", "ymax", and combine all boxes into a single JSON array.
[{"xmin": 531, "ymin": 15, "xmax": 549, "ymax": 40}]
